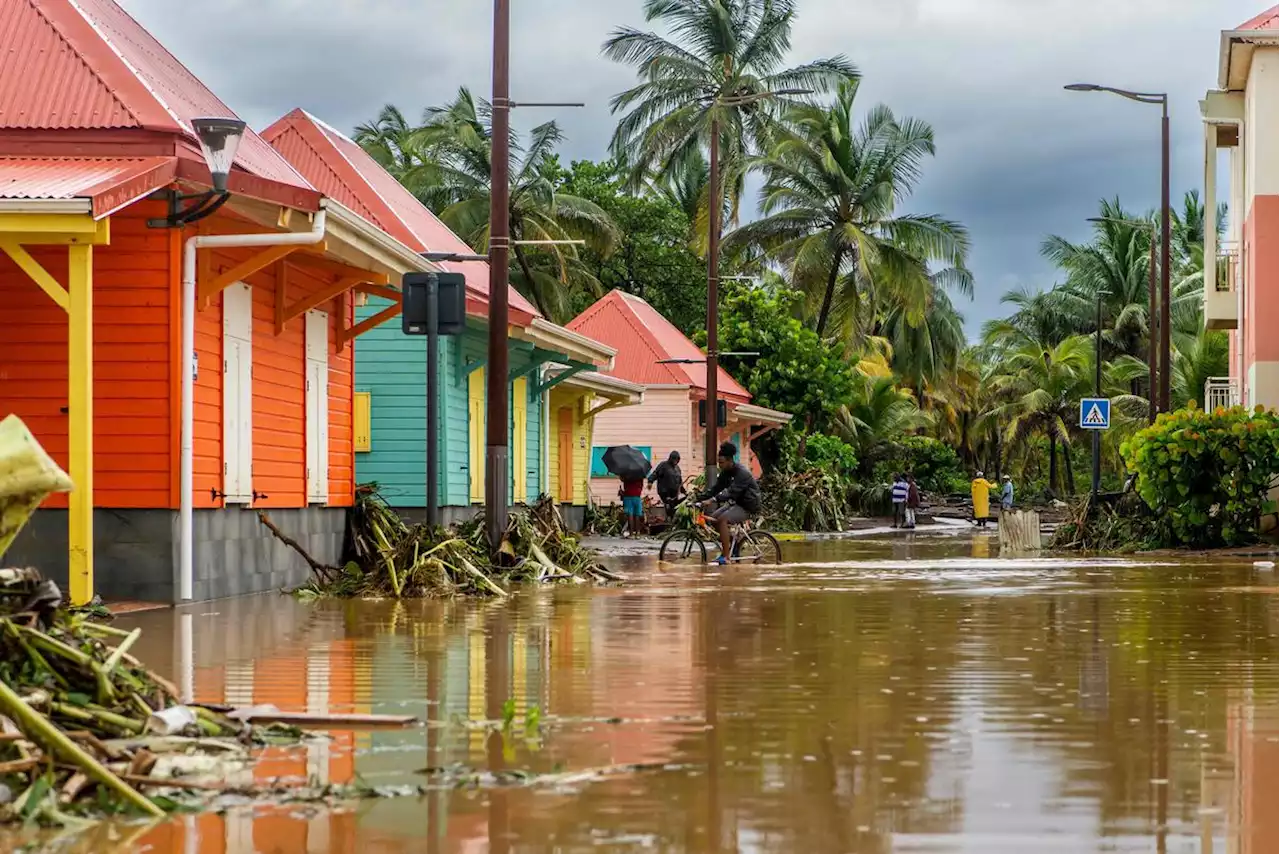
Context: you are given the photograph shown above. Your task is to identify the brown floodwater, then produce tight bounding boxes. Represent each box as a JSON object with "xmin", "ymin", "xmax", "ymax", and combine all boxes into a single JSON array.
[{"xmin": 8, "ymin": 528, "xmax": 1278, "ymax": 853}]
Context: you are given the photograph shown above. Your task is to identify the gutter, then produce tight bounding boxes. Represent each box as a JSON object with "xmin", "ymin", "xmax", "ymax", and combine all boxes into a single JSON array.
[
  {"xmin": 519, "ymin": 318, "xmax": 616, "ymax": 369},
  {"xmin": 178, "ymin": 207, "xmax": 327, "ymax": 601}
]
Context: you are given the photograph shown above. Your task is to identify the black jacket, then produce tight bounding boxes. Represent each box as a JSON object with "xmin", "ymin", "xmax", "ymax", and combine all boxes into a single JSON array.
[
  {"xmin": 648, "ymin": 460, "xmax": 684, "ymax": 498},
  {"xmin": 700, "ymin": 462, "xmax": 761, "ymax": 512}
]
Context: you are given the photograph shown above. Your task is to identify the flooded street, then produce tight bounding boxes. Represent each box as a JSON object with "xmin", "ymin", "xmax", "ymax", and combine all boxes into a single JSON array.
[{"xmin": 16, "ymin": 529, "xmax": 1278, "ymax": 853}]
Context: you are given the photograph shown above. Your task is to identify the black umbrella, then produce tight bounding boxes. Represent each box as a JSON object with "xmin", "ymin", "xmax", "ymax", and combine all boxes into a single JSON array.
[{"xmin": 602, "ymin": 445, "xmax": 651, "ymax": 481}]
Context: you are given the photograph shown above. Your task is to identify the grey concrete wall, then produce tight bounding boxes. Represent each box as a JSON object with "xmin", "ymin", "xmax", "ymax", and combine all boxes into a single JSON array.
[
  {"xmin": 392, "ymin": 503, "xmax": 586, "ymax": 531},
  {"xmin": 5, "ymin": 507, "xmax": 344, "ymax": 604}
]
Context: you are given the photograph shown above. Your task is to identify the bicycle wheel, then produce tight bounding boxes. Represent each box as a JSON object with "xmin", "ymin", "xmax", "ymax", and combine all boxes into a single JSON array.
[
  {"xmin": 659, "ymin": 529, "xmax": 707, "ymax": 564},
  {"xmin": 734, "ymin": 530, "xmax": 782, "ymax": 564}
]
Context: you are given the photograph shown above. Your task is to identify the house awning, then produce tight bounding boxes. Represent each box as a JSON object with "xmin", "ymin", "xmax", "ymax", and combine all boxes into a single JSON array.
[
  {"xmin": 733, "ymin": 403, "xmax": 793, "ymax": 427},
  {"xmin": 558, "ymin": 368, "xmax": 644, "ymax": 405},
  {"xmin": 0, "ymin": 156, "xmax": 324, "ymax": 220}
]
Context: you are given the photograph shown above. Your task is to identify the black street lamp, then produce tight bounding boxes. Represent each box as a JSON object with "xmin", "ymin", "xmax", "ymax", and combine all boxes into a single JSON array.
[{"xmin": 1066, "ymin": 83, "xmax": 1171, "ymax": 414}]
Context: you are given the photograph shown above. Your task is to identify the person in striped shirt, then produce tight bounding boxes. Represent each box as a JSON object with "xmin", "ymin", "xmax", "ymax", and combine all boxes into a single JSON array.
[{"xmin": 890, "ymin": 473, "xmax": 909, "ymax": 528}]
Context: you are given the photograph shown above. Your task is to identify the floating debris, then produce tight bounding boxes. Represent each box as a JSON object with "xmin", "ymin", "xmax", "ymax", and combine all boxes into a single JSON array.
[{"xmin": 274, "ymin": 486, "xmax": 622, "ymax": 599}]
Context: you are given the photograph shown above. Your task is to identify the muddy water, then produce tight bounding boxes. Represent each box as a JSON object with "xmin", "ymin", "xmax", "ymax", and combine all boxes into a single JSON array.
[{"xmin": 12, "ymin": 530, "xmax": 1279, "ymax": 853}]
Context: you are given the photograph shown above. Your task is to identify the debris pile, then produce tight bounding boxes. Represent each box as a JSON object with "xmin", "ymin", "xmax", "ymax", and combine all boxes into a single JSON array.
[
  {"xmin": 0, "ymin": 568, "xmax": 299, "ymax": 824},
  {"xmin": 283, "ymin": 487, "xmax": 621, "ymax": 599}
]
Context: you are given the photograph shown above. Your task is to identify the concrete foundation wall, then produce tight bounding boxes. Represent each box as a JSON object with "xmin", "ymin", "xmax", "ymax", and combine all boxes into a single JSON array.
[{"xmin": 5, "ymin": 507, "xmax": 344, "ymax": 604}]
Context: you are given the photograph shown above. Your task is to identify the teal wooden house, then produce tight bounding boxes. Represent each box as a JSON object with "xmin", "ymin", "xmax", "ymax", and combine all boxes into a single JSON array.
[{"xmin": 264, "ymin": 111, "xmax": 616, "ymax": 517}]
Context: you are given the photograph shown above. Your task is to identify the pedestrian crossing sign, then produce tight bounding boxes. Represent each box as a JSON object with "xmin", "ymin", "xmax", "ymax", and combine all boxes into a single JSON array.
[{"xmin": 1079, "ymin": 397, "xmax": 1111, "ymax": 430}]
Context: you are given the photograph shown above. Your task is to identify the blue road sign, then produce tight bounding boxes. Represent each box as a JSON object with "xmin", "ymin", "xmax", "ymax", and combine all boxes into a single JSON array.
[{"xmin": 1079, "ymin": 397, "xmax": 1111, "ymax": 430}]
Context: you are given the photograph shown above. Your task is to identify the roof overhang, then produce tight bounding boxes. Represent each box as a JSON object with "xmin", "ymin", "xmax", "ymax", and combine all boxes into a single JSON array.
[
  {"xmin": 732, "ymin": 403, "xmax": 793, "ymax": 426},
  {"xmin": 513, "ymin": 317, "xmax": 616, "ymax": 369},
  {"xmin": 556, "ymin": 368, "xmax": 645, "ymax": 404},
  {"xmin": 1218, "ymin": 27, "xmax": 1279, "ymax": 90}
]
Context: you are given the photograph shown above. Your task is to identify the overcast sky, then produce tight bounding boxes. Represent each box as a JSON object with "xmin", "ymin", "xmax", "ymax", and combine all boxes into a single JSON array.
[{"xmin": 123, "ymin": 0, "xmax": 1264, "ymax": 335}]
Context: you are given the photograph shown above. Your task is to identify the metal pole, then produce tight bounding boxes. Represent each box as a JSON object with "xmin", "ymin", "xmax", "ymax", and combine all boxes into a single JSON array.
[
  {"xmin": 705, "ymin": 116, "xmax": 721, "ymax": 482},
  {"xmin": 1159, "ymin": 103, "xmax": 1172, "ymax": 413},
  {"xmin": 426, "ymin": 274, "xmax": 440, "ymax": 527},
  {"xmin": 1147, "ymin": 232, "xmax": 1158, "ymax": 422},
  {"xmin": 1092, "ymin": 294, "xmax": 1103, "ymax": 498},
  {"xmin": 486, "ymin": 0, "xmax": 511, "ymax": 551}
]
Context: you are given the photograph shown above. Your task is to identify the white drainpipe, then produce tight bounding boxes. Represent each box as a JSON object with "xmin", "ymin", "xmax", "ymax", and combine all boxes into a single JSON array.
[{"xmin": 179, "ymin": 207, "xmax": 328, "ymax": 601}]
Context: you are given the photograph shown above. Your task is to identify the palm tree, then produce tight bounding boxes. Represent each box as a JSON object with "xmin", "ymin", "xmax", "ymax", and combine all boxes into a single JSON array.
[
  {"xmin": 879, "ymin": 283, "xmax": 966, "ymax": 399},
  {"xmin": 981, "ymin": 285, "xmax": 1077, "ymax": 354},
  {"xmin": 355, "ymin": 90, "xmax": 618, "ymax": 321},
  {"xmin": 725, "ymin": 80, "xmax": 972, "ymax": 338},
  {"xmin": 603, "ymin": 0, "xmax": 857, "ymax": 205},
  {"xmin": 834, "ymin": 372, "xmax": 925, "ymax": 471},
  {"xmin": 1171, "ymin": 329, "xmax": 1230, "ymax": 409}
]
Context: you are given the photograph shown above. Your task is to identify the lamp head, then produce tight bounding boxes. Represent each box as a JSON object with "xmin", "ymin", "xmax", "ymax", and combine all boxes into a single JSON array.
[
  {"xmin": 1064, "ymin": 83, "xmax": 1100, "ymax": 92},
  {"xmin": 190, "ymin": 117, "xmax": 246, "ymax": 193}
]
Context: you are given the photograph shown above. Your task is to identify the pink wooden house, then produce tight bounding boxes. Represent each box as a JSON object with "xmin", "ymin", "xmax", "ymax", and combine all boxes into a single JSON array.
[{"xmin": 567, "ymin": 290, "xmax": 790, "ymax": 503}]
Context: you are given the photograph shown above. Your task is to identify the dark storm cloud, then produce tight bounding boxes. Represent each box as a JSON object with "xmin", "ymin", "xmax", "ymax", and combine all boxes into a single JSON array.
[{"xmin": 122, "ymin": 0, "xmax": 1265, "ymax": 335}]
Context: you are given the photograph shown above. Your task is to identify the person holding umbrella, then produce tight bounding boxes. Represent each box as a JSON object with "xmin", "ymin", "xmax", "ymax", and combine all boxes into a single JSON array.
[{"xmin": 602, "ymin": 446, "xmax": 652, "ymax": 538}]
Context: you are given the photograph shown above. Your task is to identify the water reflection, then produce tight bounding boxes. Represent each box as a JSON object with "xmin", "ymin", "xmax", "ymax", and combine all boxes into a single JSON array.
[{"xmin": 5, "ymin": 535, "xmax": 1276, "ymax": 853}]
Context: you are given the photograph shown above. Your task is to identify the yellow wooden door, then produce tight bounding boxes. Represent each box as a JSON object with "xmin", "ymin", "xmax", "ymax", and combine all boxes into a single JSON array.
[
  {"xmin": 513, "ymin": 377, "xmax": 528, "ymax": 503},
  {"xmin": 557, "ymin": 407, "xmax": 574, "ymax": 503},
  {"xmin": 468, "ymin": 368, "xmax": 485, "ymax": 503}
]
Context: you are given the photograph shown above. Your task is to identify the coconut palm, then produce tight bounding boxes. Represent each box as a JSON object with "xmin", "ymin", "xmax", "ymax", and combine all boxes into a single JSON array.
[
  {"xmin": 834, "ymin": 372, "xmax": 926, "ymax": 468},
  {"xmin": 356, "ymin": 89, "xmax": 619, "ymax": 321},
  {"xmin": 1171, "ymin": 329, "xmax": 1230, "ymax": 410},
  {"xmin": 981, "ymin": 285, "xmax": 1077, "ymax": 354},
  {"xmin": 725, "ymin": 80, "xmax": 972, "ymax": 338},
  {"xmin": 352, "ymin": 104, "xmax": 418, "ymax": 174},
  {"xmin": 603, "ymin": 0, "xmax": 857, "ymax": 210},
  {"xmin": 879, "ymin": 283, "xmax": 966, "ymax": 399}
]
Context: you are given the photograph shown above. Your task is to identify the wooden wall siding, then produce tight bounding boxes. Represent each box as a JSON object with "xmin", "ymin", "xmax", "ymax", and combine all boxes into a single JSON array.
[
  {"xmin": 588, "ymin": 388, "xmax": 691, "ymax": 505},
  {"xmin": 547, "ymin": 386, "xmax": 593, "ymax": 505},
  {"xmin": 354, "ymin": 304, "xmax": 545, "ymax": 507},
  {"xmin": 191, "ymin": 244, "xmax": 355, "ymax": 509},
  {"xmin": 0, "ymin": 201, "xmax": 173, "ymax": 509}
]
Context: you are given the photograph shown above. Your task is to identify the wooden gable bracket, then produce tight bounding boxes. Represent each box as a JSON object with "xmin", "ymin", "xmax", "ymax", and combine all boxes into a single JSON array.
[
  {"xmin": 338, "ymin": 294, "xmax": 402, "ymax": 347},
  {"xmin": 281, "ymin": 273, "xmax": 381, "ymax": 327},
  {"xmin": 197, "ymin": 242, "xmax": 325, "ymax": 303},
  {"xmin": 354, "ymin": 283, "xmax": 401, "ymax": 302},
  {"xmin": 530, "ymin": 362, "xmax": 593, "ymax": 396},
  {"xmin": 746, "ymin": 424, "xmax": 780, "ymax": 442},
  {"xmin": 507, "ymin": 348, "xmax": 561, "ymax": 383},
  {"xmin": 583, "ymin": 397, "xmax": 632, "ymax": 420},
  {"xmin": 0, "ymin": 239, "xmax": 69, "ymax": 310}
]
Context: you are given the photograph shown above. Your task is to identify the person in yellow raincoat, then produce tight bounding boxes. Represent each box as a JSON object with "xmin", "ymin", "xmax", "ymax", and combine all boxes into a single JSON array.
[{"xmin": 970, "ymin": 471, "xmax": 998, "ymax": 528}]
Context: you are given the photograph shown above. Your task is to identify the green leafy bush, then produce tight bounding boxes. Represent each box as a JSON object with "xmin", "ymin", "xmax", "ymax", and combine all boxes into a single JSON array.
[
  {"xmin": 802, "ymin": 433, "xmax": 859, "ymax": 474},
  {"xmin": 871, "ymin": 436, "xmax": 967, "ymax": 494},
  {"xmin": 1121, "ymin": 404, "xmax": 1278, "ymax": 547}
]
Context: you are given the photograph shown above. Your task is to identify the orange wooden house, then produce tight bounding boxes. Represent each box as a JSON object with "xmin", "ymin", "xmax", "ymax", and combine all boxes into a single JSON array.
[{"xmin": 0, "ymin": 0, "xmax": 434, "ymax": 603}]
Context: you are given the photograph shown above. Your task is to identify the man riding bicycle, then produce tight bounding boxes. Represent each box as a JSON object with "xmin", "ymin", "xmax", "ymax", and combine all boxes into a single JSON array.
[{"xmin": 698, "ymin": 442, "xmax": 761, "ymax": 565}]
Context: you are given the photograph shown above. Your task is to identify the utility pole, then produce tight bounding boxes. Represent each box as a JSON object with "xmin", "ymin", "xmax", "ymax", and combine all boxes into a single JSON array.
[
  {"xmin": 704, "ymin": 116, "xmax": 721, "ymax": 482},
  {"xmin": 1159, "ymin": 101, "xmax": 1171, "ymax": 413},
  {"xmin": 486, "ymin": 0, "xmax": 511, "ymax": 552},
  {"xmin": 1147, "ymin": 232, "xmax": 1158, "ymax": 423}
]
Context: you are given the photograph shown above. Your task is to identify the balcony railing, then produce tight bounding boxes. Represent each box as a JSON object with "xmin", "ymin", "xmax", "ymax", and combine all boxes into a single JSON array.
[
  {"xmin": 1205, "ymin": 377, "xmax": 1240, "ymax": 410},
  {"xmin": 1215, "ymin": 241, "xmax": 1240, "ymax": 292}
]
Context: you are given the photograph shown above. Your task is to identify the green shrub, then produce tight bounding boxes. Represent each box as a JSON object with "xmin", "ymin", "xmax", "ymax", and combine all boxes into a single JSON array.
[
  {"xmin": 872, "ymin": 436, "xmax": 967, "ymax": 494},
  {"xmin": 802, "ymin": 433, "xmax": 859, "ymax": 474},
  {"xmin": 1121, "ymin": 404, "xmax": 1278, "ymax": 547}
]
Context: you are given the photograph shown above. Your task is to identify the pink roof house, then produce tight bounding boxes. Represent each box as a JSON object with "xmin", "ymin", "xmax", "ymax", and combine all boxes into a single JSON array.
[{"xmin": 567, "ymin": 290, "xmax": 790, "ymax": 503}]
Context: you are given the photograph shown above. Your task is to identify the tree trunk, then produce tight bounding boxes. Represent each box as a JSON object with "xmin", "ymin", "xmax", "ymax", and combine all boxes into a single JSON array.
[
  {"xmin": 511, "ymin": 240, "xmax": 551, "ymax": 319},
  {"xmin": 993, "ymin": 429, "xmax": 1003, "ymax": 482},
  {"xmin": 1047, "ymin": 435, "xmax": 1058, "ymax": 499},
  {"xmin": 1061, "ymin": 434, "xmax": 1076, "ymax": 496},
  {"xmin": 814, "ymin": 245, "xmax": 845, "ymax": 337}
]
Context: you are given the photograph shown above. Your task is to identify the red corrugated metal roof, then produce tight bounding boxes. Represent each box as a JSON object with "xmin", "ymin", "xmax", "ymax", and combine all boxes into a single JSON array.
[
  {"xmin": 0, "ymin": 155, "xmax": 176, "ymax": 217},
  {"xmin": 0, "ymin": 0, "xmax": 311, "ymax": 192},
  {"xmin": 1237, "ymin": 5, "xmax": 1278, "ymax": 29},
  {"xmin": 568, "ymin": 290, "xmax": 751, "ymax": 400},
  {"xmin": 261, "ymin": 109, "xmax": 540, "ymax": 319}
]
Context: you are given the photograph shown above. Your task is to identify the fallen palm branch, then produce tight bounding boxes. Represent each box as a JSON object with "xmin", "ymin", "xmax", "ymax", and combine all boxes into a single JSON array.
[{"xmin": 279, "ymin": 486, "xmax": 621, "ymax": 599}]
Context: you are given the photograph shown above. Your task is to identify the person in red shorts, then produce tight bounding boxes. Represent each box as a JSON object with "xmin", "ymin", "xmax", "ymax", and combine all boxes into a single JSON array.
[{"xmin": 619, "ymin": 476, "xmax": 646, "ymax": 538}]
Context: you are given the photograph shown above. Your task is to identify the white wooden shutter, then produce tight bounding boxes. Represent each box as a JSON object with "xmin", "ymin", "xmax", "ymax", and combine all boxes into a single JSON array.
[
  {"xmin": 305, "ymin": 310, "xmax": 330, "ymax": 503},
  {"xmin": 222, "ymin": 283, "xmax": 253, "ymax": 503}
]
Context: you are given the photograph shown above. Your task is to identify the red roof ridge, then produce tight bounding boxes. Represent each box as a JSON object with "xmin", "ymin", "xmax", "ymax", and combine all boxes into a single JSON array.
[
  {"xmin": 572, "ymin": 291, "xmax": 681, "ymax": 384},
  {"xmin": 1236, "ymin": 5, "xmax": 1278, "ymax": 30},
  {"xmin": 23, "ymin": 0, "xmax": 142, "ymax": 127},
  {"xmin": 296, "ymin": 108, "xmax": 426, "ymax": 251},
  {"xmin": 61, "ymin": 0, "xmax": 185, "ymax": 130}
]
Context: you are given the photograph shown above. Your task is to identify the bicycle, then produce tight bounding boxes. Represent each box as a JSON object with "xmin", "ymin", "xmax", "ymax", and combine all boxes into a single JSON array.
[{"xmin": 658, "ymin": 497, "xmax": 782, "ymax": 565}]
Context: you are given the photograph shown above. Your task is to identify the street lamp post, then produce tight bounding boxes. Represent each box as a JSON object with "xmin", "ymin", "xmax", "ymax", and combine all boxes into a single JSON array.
[
  {"xmin": 700, "ymin": 88, "xmax": 810, "ymax": 481},
  {"xmin": 1088, "ymin": 216, "xmax": 1158, "ymax": 424},
  {"xmin": 1065, "ymin": 83, "xmax": 1170, "ymax": 413}
]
